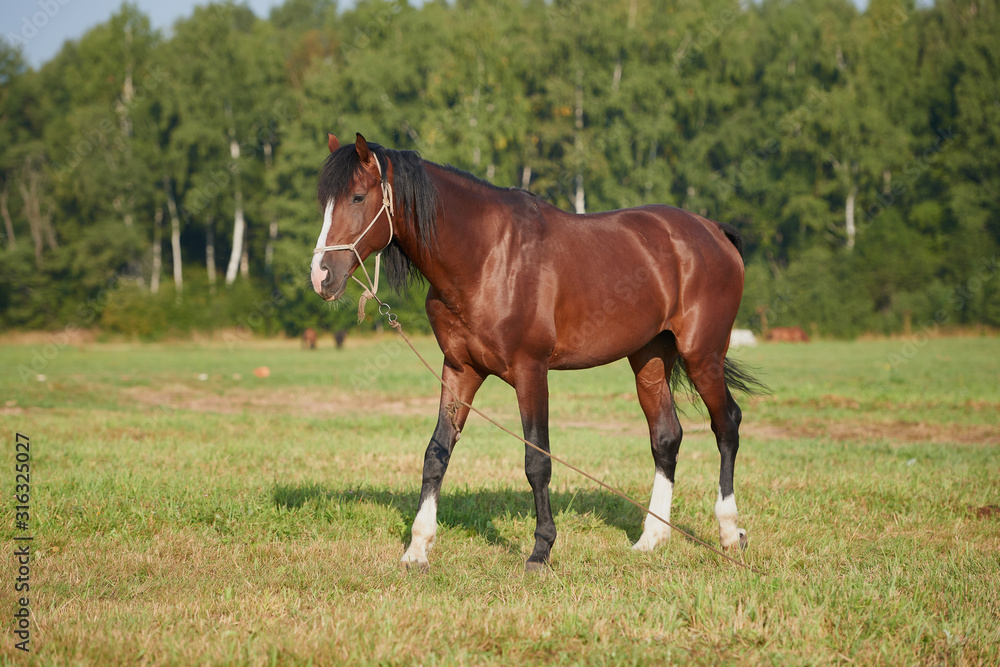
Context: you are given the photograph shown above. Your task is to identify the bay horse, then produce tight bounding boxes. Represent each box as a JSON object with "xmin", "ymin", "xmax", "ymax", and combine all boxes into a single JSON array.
[
  {"xmin": 310, "ymin": 133, "xmax": 765, "ymax": 571},
  {"xmin": 765, "ymin": 326, "xmax": 810, "ymax": 343},
  {"xmin": 302, "ymin": 327, "xmax": 318, "ymax": 349}
]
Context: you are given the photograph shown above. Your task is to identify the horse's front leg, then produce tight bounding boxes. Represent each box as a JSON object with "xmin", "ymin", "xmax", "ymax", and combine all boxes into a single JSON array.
[
  {"xmin": 401, "ymin": 361, "xmax": 484, "ymax": 570},
  {"xmin": 514, "ymin": 364, "xmax": 556, "ymax": 571}
]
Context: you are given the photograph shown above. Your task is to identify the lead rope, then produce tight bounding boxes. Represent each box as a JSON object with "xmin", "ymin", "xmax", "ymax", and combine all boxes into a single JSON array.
[{"xmin": 367, "ymin": 295, "xmax": 766, "ymax": 576}]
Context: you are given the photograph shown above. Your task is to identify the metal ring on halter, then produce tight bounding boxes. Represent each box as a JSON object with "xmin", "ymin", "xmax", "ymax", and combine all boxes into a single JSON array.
[{"xmin": 379, "ymin": 302, "xmax": 391, "ymax": 316}]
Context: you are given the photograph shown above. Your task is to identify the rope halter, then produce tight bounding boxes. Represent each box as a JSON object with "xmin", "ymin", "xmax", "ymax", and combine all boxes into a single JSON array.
[{"xmin": 312, "ymin": 156, "xmax": 395, "ymax": 322}]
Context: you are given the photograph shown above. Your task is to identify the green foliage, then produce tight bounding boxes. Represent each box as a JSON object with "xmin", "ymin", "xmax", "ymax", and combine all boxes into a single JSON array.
[{"xmin": 1, "ymin": 0, "xmax": 998, "ymax": 338}]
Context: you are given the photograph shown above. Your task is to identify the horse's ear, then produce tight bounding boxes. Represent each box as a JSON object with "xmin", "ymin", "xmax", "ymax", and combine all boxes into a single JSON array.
[
  {"xmin": 328, "ymin": 133, "xmax": 339, "ymax": 153},
  {"xmin": 355, "ymin": 133, "xmax": 372, "ymax": 164}
]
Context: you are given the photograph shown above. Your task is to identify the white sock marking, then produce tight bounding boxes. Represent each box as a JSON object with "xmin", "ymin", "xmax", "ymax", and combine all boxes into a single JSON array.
[
  {"xmin": 633, "ymin": 471, "xmax": 673, "ymax": 552},
  {"xmin": 715, "ymin": 486, "xmax": 742, "ymax": 548},
  {"xmin": 401, "ymin": 496, "xmax": 438, "ymax": 564}
]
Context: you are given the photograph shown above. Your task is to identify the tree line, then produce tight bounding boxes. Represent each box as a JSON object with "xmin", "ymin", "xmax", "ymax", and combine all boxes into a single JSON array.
[{"xmin": 1, "ymin": 0, "xmax": 997, "ymax": 339}]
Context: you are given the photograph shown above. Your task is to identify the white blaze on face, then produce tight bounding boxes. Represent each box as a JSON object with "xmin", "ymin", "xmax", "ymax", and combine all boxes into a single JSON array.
[{"xmin": 310, "ymin": 200, "xmax": 335, "ymax": 293}]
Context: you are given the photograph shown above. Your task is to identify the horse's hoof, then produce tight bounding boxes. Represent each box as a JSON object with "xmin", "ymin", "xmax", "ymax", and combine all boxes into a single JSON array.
[
  {"xmin": 524, "ymin": 560, "xmax": 547, "ymax": 573},
  {"xmin": 400, "ymin": 559, "xmax": 429, "ymax": 573},
  {"xmin": 721, "ymin": 528, "xmax": 749, "ymax": 551},
  {"xmin": 633, "ymin": 530, "xmax": 670, "ymax": 552}
]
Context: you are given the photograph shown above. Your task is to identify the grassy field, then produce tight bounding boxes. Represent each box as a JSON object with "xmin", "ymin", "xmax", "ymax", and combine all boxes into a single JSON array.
[{"xmin": 1, "ymin": 333, "xmax": 998, "ymax": 665}]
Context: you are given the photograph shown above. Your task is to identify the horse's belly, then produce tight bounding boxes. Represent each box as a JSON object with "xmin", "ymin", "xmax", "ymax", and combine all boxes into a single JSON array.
[{"xmin": 548, "ymin": 306, "xmax": 665, "ymax": 370}]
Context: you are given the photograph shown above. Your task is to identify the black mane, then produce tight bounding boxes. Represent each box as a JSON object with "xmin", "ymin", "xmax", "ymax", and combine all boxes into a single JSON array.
[
  {"xmin": 317, "ymin": 142, "xmax": 542, "ymax": 292},
  {"xmin": 318, "ymin": 142, "xmax": 439, "ymax": 293}
]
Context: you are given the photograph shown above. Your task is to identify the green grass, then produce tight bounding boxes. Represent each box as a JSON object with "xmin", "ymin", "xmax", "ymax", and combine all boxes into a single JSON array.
[{"xmin": 1, "ymin": 335, "xmax": 998, "ymax": 665}]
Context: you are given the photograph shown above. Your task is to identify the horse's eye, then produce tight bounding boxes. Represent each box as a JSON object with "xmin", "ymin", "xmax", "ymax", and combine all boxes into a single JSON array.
[{"xmin": 352, "ymin": 194, "xmax": 366, "ymax": 204}]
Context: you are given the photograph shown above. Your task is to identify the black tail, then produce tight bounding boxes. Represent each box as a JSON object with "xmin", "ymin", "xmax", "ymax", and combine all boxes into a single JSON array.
[
  {"xmin": 670, "ymin": 357, "xmax": 770, "ymax": 400},
  {"xmin": 722, "ymin": 357, "xmax": 770, "ymax": 396},
  {"xmin": 717, "ymin": 222, "xmax": 745, "ymax": 262}
]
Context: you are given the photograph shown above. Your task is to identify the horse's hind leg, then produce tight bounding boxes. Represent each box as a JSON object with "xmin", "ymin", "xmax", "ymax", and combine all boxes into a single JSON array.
[
  {"xmin": 513, "ymin": 362, "xmax": 556, "ymax": 571},
  {"xmin": 629, "ymin": 334, "xmax": 683, "ymax": 552},
  {"xmin": 401, "ymin": 361, "xmax": 485, "ymax": 570},
  {"xmin": 684, "ymin": 353, "xmax": 748, "ymax": 550}
]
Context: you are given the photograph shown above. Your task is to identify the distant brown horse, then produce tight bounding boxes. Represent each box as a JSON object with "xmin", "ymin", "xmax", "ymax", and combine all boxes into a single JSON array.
[
  {"xmin": 765, "ymin": 326, "xmax": 810, "ymax": 343},
  {"xmin": 310, "ymin": 134, "xmax": 765, "ymax": 571},
  {"xmin": 302, "ymin": 327, "xmax": 318, "ymax": 350}
]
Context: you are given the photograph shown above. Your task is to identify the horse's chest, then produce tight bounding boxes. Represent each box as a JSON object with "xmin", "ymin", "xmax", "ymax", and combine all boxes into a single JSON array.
[{"xmin": 427, "ymin": 292, "xmax": 512, "ymax": 373}]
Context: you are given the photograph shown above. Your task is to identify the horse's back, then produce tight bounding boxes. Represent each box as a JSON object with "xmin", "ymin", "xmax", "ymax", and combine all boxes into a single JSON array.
[
  {"xmin": 532, "ymin": 202, "xmax": 745, "ymax": 368},
  {"xmin": 539, "ymin": 202, "xmax": 740, "ymax": 268},
  {"xmin": 627, "ymin": 205, "xmax": 743, "ymax": 269},
  {"xmin": 540, "ymin": 203, "xmax": 744, "ymax": 302}
]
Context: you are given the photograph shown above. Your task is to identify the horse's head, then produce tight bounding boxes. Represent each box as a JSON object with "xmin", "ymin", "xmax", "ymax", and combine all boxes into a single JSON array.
[{"xmin": 311, "ymin": 133, "xmax": 394, "ymax": 301}]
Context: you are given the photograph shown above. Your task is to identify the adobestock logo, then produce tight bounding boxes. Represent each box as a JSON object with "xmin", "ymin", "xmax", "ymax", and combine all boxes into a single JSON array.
[{"xmin": 5, "ymin": 0, "xmax": 73, "ymax": 45}]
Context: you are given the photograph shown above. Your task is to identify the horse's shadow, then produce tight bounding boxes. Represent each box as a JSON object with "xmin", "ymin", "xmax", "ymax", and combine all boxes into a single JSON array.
[{"xmin": 272, "ymin": 482, "xmax": 702, "ymax": 554}]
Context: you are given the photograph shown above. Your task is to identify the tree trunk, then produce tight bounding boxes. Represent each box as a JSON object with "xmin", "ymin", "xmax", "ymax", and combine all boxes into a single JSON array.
[
  {"xmin": 206, "ymin": 214, "xmax": 217, "ymax": 295},
  {"xmin": 574, "ymin": 71, "xmax": 586, "ymax": 214},
  {"xmin": 240, "ymin": 242, "xmax": 249, "ymax": 280},
  {"xmin": 264, "ymin": 141, "xmax": 277, "ymax": 273},
  {"xmin": 118, "ymin": 23, "xmax": 134, "ymax": 228},
  {"xmin": 120, "ymin": 22, "xmax": 134, "ymax": 138},
  {"xmin": 521, "ymin": 165, "xmax": 531, "ymax": 190},
  {"xmin": 757, "ymin": 305, "xmax": 769, "ymax": 337},
  {"xmin": 573, "ymin": 70, "xmax": 586, "ymax": 214},
  {"xmin": 163, "ymin": 175, "xmax": 183, "ymax": 294},
  {"xmin": 265, "ymin": 221, "xmax": 277, "ymax": 272},
  {"xmin": 845, "ymin": 183, "xmax": 857, "ymax": 249},
  {"xmin": 151, "ymin": 205, "xmax": 162, "ymax": 294},
  {"xmin": 225, "ymin": 184, "xmax": 245, "ymax": 286},
  {"xmin": 574, "ymin": 174, "xmax": 585, "ymax": 215},
  {"xmin": 20, "ymin": 166, "xmax": 58, "ymax": 252},
  {"xmin": 0, "ymin": 180, "xmax": 15, "ymax": 250},
  {"xmin": 612, "ymin": 2, "xmax": 636, "ymax": 93},
  {"xmin": 224, "ymin": 138, "xmax": 245, "ymax": 286},
  {"xmin": 41, "ymin": 201, "xmax": 57, "ymax": 250},
  {"xmin": 471, "ymin": 55, "xmax": 483, "ymax": 168},
  {"xmin": 18, "ymin": 173, "xmax": 45, "ymax": 267}
]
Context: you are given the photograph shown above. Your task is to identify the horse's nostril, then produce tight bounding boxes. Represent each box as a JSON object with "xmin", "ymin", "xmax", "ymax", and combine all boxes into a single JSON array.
[{"xmin": 311, "ymin": 267, "xmax": 329, "ymax": 294}]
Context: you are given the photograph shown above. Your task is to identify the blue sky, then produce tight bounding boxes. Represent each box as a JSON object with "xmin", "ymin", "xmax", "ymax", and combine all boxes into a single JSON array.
[
  {"xmin": 2, "ymin": 0, "xmax": 289, "ymax": 68},
  {"xmin": 3, "ymin": 0, "xmax": 875, "ymax": 70}
]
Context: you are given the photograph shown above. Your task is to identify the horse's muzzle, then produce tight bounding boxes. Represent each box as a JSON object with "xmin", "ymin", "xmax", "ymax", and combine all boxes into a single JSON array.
[{"xmin": 312, "ymin": 252, "xmax": 352, "ymax": 300}]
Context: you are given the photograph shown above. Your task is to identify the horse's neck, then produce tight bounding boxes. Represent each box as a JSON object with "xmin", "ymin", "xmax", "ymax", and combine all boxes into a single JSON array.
[{"xmin": 397, "ymin": 162, "xmax": 503, "ymax": 294}]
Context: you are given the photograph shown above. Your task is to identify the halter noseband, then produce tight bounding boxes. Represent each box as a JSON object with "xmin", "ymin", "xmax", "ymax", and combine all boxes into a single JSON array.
[{"xmin": 313, "ymin": 156, "xmax": 395, "ymax": 319}]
